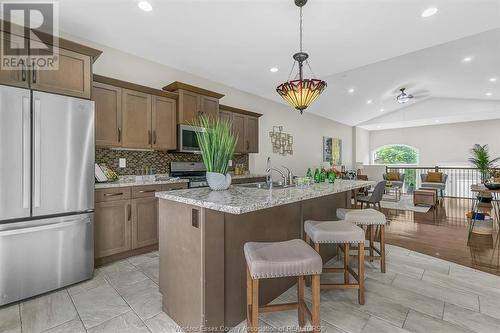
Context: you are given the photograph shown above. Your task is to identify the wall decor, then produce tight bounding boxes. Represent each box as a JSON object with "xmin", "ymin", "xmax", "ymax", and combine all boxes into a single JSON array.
[
  {"xmin": 269, "ymin": 126, "xmax": 293, "ymax": 156},
  {"xmin": 323, "ymin": 137, "xmax": 342, "ymax": 165}
]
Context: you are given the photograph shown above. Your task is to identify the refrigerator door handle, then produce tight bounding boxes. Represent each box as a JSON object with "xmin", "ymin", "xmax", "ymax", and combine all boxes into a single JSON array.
[
  {"xmin": 33, "ymin": 98, "xmax": 41, "ymax": 208},
  {"xmin": 22, "ymin": 96, "xmax": 31, "ymax": 209},
  {"xmin": 0, "ymin": 217, "xmax": 91, "ymax": 237}
]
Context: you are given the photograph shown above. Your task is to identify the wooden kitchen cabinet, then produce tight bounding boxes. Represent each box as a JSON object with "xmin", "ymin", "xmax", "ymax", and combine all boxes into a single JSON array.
[
  {"xmin": 0, "ymin": 34, "xmax": 30, "ymax": 88},
  {"xmin": 30, "ymin": 47, "xmax": 92, "ymax": 99},
  {"xmin": 162, "ymin": 82, "xmax": 224, "ymax": 124},
  {"xmin": 121, "ymin": 89, "xmax": 152, "ymax": 149},
  {"xmin": 219, "ymin": 105, "xmax": 261, "ymax": 154},
  {"xmin": 132, "ymin": 197, "xmax": 158, "ymax": 249},
  {"xmin": 94, "ymin": 199, "xmax": 132, "ymax": 259},
  {"xmin": 246, "ymin": 116, "xmax": 259, "ymax": 153},
  {"xmin": 93, "ymin": 82, "xmax": 122, "ymax": 147},
  {"xmin": 152, "ymin": 96, "xmax": 176, "ymax": 150}
]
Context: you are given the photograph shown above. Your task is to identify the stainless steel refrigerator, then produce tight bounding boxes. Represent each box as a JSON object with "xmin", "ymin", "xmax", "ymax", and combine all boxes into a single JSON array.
[{"xmin": 0, "ymin": 85, "xmax": 95, "ymax": 305}]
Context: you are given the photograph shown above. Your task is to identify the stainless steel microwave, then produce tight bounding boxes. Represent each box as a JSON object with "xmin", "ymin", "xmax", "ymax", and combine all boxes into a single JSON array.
[{"xmin": 177, "ymin": 124, "xmax": 206, "ymax": 153}]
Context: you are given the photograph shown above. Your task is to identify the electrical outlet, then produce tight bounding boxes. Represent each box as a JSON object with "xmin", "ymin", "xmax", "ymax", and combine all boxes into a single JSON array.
[
  {"xmin": 228, "ymin": 159, "xmax": 233, "ymax": 167},
  {"xmin": 119, "ymin": 158, "xmax": 126, "ymax": 168}
]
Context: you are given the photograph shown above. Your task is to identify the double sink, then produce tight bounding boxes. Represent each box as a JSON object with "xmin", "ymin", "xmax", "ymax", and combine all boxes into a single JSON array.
[{"xmin": 236, "ymin": 181, "xmax": 295, "ymax": 190}]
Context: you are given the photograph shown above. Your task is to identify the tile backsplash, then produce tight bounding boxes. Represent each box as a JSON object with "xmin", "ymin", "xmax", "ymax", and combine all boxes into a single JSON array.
[{"xmin": 96, "ymin": 148, "xmax": 249, "ymax": 175}]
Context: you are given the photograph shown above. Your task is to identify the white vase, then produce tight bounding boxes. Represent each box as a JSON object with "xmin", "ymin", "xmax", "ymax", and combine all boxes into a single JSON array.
[{"xmin": 206, "ymin": 172, "xmax": 232, "ymax": 191}]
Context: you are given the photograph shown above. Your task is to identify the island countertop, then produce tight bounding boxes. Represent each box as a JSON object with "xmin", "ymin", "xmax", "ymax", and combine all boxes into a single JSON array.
[{"xmin": 155, "ymin": 179, "xmax": 373, "ymax": 214}]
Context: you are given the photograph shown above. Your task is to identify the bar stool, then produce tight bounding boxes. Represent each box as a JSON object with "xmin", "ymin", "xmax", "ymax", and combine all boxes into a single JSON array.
[
  {"xmin": 337, "ymin": 208, "xmax": 387, "ymax": 273},
  {"xmin": 244, "ymin": 239, "xmax": 322, "ymax": 333},
  {"xmin": 304, "ymin": 220, "xmax": 365, "ymax": 305}
]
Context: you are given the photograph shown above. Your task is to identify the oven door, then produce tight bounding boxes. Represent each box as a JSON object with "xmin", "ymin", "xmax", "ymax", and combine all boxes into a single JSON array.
[{"xmin": 178, "ymin": 125, "xmax": 205, "ymax": 153}]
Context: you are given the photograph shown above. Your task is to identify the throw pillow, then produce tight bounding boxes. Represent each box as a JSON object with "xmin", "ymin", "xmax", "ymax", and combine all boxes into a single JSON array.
[
  {"xmin": 426, "ymin": 172, "xmax": 443, "ymax": 183},
  {"xmin": 387, "ymin": 172, "xmax": 400, "ymax": 181}
]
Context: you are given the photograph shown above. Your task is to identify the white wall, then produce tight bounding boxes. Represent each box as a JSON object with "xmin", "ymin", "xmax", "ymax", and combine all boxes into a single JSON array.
[
  {"xmin": 369, "ymin": 119, "xmax": 500, "ymax": 166},
  {"xmin": 354, "ymin": 127, "xmax": 370, "ymax": 166},
  {"xmin": 67, "ymin": 34, "xmax": 353, "ymax": 175}
]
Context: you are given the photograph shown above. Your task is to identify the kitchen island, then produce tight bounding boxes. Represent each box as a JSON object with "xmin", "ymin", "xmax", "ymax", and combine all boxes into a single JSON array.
[{"xmin": 155, "ymin": 180, "xmax": 372, "ymax": 331}]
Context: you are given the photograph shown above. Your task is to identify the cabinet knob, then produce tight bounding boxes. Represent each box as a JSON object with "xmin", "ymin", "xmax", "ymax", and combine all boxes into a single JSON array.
[
  {"xmin": 118, "ymin": 128, "xmax": 122, "ymax": 142},
  {"xmin": 32, "ymin": 61, "xmax": 37, "ymax": 83},
  {"xmin": 148, "ymin": 130, "xmax": 152, "ymax": 144},
  {"xmin": 153, "ymin": 131, "xmax": 157, "ymax": 144}
]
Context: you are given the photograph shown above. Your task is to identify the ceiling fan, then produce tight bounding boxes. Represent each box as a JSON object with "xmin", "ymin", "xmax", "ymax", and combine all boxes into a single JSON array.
[{"xmin": 396, "ymin": 88, "xmax": 414, "ymax": 104}]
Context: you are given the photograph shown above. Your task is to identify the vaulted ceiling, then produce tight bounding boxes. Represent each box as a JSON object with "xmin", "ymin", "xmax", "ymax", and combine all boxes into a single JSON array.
[{"xmin": 55, "ymin": 0, "xmax": 500, "ymax": 127}]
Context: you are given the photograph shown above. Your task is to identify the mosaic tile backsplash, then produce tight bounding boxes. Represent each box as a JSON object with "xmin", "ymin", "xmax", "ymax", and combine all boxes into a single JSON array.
[{"xmin": 96, "ymin": 148, "xmax": 249, "ymax": 176}]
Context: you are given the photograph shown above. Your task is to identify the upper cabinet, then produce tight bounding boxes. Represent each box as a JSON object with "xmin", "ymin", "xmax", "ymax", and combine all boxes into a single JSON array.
[
  {"xmin": 93, "ymin": 75, "xmax": 177, "ymax": 150},
  {"xmin": 0, "ymin": 26, "xmax": 101, "ymax": 99},
  {"xmin": 219, "ymin": 105, "xmax": 262, "ymax": 154},
  {"xmin": 162, "ymin": 81, "xmax": 224, "ymax": 124}
]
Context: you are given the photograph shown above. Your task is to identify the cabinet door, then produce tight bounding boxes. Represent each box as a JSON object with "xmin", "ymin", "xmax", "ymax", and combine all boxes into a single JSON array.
[
  {"xmin": 245, "ymin": 116, "xmax": 259, "ymax": 153},
  {"xmin": 152, "ymin": 96, "xmax": 176, "ymax": 151},
  {"xmin": 232, "ymin": 113, "xmax": 246, "ymax": 153},
  {"xmin": 200, "ymin": 95, "xmax": 219, "ymax": 119},
  {"xmin": 93, "ymin": 82, "xmax": 122, "ymax": 147},
  {"xmin": 178, "ymin": 90, "xmax": 200, "ymax": 124},
  {"xmin": 122, "ymin": 89, "xmax": 152, "ymax": 149},
  {"xmin": 31, "ymin": 47, "xmax": 91, "ymax": 99},
  {"xmin": 0, "ymin": 33, "xmax": 30, "ymax": 88},
  {"xmin": 219, "ymin": 110, "xmax": 232, "ymax": 123},
  {"xmin": 131, "ymin": 197, "xmax": 158, "ymax": 249},
  {"xmin": 95, "ymin": 199, "xmax": 132, "ymax": 258}
]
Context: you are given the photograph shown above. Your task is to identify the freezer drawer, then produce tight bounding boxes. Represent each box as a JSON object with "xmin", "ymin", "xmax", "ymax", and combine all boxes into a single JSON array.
[
  {"xmin": 0, "ymin": 85, "xmax": 31, "ymax": 221},
  {"xmin": 0, "ymin": 213, "xmax": 94, "ymax": 305},
  {"xmin": 32, "ymin": 91, "xmax": 95, "ymax": 217}
]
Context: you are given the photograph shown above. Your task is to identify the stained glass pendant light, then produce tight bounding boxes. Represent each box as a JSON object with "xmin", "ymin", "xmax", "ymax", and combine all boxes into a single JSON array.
[{"xmin": 276, "ymin": 0, "xmax": 327, "ymax": 114}]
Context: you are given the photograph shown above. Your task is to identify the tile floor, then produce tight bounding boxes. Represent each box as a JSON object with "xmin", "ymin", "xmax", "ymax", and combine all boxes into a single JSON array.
[{"xmin": 2, "ymin": 245, "xmax": 500, "ymax": 333}]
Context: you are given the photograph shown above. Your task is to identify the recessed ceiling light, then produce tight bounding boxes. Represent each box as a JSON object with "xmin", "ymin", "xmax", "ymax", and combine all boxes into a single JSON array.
[
  {"xmin": 462, "ymin": 57, "xmax": 472, "ymax": 63},
  {"xmin": 421, "ymin": 7, "xmax": 438, "ymax": 17},
  {"xmin": 138, "ymin": 1, "xmax": 153, "ymax": 11},
  {"xmin": 366, "ymin": 100, "xmax": 373, "ymax": 104},
  {"xmin": 489, "ymin": 77, "xmax": 497, "ymax": 82},
  {"xmin": 380, "ymin": 108, "xmax": 385, "ymax": 112},
  {"xmin": 269, "ymin": 67, "xmax": 279, "ymax": 73},
  {"xmin": 376, "ymin": 126, "xmax": 381, "ymax": 129},
  {"xmin": 485, "ymin": 92, "xmax": 493, "ymax": 96},
  {"xmin": 348, "ymin": 88, "xmax": 355, "ymax": 93},
  {"xmin": 435, "ymin": 120, "xmax": 441, "ymax": 123}
]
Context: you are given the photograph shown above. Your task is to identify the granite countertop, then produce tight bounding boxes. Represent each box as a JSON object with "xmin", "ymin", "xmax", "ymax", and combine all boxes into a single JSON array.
[
  {"xmin": 156, "ymin": 179, "xmax": 374, "ymax": 214},
  {"xmin": 95, "ymin": 175, "xmax": 189, "ymax": 189}
]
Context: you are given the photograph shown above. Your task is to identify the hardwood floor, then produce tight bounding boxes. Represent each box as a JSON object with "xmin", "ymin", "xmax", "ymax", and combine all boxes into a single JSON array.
[{"xmin": 380, "ymin": 197, "xmax": 500, "ymax": 276}]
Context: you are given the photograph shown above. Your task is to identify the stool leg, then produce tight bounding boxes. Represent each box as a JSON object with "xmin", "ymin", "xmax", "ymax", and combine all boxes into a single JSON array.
[
  {"xmin": 369, "ymin": 225, "xmax": 374, "ymax": 262},
  {"xmin": 247, "ymin": 266, "xmax": 253, "ymax": 332},
  {"xmin": 297, "ymin": 276, "xmax": 305, "ymax": 327},
  {"xmin": 311, "ymin": 274, "xmax": 321, "ymax": 333},
  {"xmin": 380, "ymin": 225, "xmax": 386, "ymax": 273},
  {"xmin": 358, "ymin": 242, "xmax": 365, "ymax": 305},
  {"xmin": 344, "ymin": 243, "xmax": 350, "ymax": 284}
]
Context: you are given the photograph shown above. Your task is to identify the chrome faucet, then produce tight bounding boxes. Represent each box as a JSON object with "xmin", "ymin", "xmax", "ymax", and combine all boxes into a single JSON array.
[
  {"xmin": 266, "ymin": 157, "xmax": 287, "ymax": 186},
  {"xmin": 282, "ymin": 166, "xmax": 293, "ymax": 185}
]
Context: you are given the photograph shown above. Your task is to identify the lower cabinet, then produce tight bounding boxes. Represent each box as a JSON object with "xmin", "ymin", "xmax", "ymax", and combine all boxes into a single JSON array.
[
  {"xmin": 131, "ymin": 197, "xmax": 158, "ymax": 249},
  {"xmin": 95, "ymin": 199, "xmax": 132, "ymax": 258},
  {"xmin": 94, "ymin": 183, "xmax": 188, "ymax": 262}
]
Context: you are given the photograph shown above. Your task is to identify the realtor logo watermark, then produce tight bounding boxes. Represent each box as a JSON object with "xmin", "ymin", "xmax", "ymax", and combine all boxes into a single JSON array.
[{"xmin": 1, "ymin": 1, "xmax": 59, "ymax": 70}]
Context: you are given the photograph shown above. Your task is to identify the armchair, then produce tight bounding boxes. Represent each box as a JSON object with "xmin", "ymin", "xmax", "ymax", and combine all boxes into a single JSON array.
[
  {"xmin": 420, "ymin": 173, "xmax": 448, "ymax": 198},
  {"xmin": 383, "ymin": 172, "xmax": 405, "ymax": 189}
]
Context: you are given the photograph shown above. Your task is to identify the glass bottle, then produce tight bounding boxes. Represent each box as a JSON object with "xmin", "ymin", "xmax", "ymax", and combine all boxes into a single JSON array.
[
  {"xmin": 328, "ymin": 169, "xmax": 336, "ymax": 183},
  {"xmin": 314, "ymin": 168, "xmax": 320, "ymax": 183},
  {"xmin": 320, "ymin": 167, "xmax": 326, "ymax": 182},
  {"xmin": 306, "ymin": 168, "xmax": 312, "ymax": 178}
]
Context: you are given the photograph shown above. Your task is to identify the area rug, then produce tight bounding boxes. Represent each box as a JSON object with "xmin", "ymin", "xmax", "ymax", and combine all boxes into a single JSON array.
[{"xmin": 380, "ymin": 195, "xmax": 431, "ymax": 213}]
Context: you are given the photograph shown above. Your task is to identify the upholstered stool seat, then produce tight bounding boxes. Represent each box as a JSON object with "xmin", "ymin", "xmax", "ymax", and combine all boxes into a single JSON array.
[
  {"xmin": 304, "ymin": 220, "xmax": 365, "ymax": 305},
  {"xmin": 244, "ymin": 239, "xmax": 321, "ymax": 332},
  {"xmin": 244, "ymin": 239, "xmax": 323, "ymax": 279},
  {"xmin": 336, "ymin": 208, "xmax": 387, "ymax": 273},
  {"xmin": 336, "ymin": 208, "xmax": 386, "ymax": 225},
  {"xmin": 304, "ymin": 220, "xmax": 364, "ymax": 244}
]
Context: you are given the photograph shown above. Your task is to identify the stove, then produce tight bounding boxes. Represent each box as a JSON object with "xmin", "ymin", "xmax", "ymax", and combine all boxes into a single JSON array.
[{"xmin": 170, "ymin": 161, "xmax": 208, "ymax": 188}]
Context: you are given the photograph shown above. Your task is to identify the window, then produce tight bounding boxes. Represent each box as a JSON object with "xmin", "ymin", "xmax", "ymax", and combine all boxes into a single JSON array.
[{"xmin": 373, "ymin": 145, "xmax": 418, "ymax": 165}]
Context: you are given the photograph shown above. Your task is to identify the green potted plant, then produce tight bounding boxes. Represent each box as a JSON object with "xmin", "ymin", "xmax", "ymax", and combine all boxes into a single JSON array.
[
  {"xmin": 468, "ymin": 144, "xmax": 500, "ymax": 183},
  {"xmin": 193, "ymin": 115, "xmax": 237, "ymax": 191}
]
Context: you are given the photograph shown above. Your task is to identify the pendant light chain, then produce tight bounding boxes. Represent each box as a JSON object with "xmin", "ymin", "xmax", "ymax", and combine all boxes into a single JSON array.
[{"xmin": 299, "ymin": 6, "xmax": 303, "ymax": 52}]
